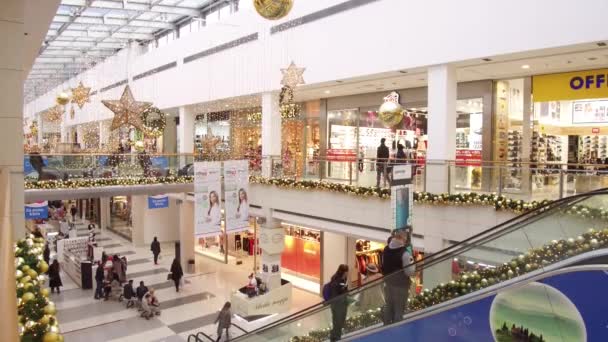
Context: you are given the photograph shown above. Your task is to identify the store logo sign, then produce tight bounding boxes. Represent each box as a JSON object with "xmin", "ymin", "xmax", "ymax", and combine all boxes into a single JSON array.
[
  {"xmin": 533, "ymin": 68, "xmax": 608, "ymax": 102},
  {"xmin": 148, "ymin": 195, "xmax": 169, "ymax": 209},
  {"xmin": 25, "ymin": 201, "xmax": 48, "ymax": 219}
]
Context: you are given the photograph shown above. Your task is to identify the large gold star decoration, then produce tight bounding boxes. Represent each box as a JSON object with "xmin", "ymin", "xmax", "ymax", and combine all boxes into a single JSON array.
[
  {"xmin": 71, "ymin": 82, "xmax": 91, "ymax": 109},
  {"xmin": 42, "ymin": 105, "xmax": 64, "ymax": 122},
  {"xmin": 280, "ymin": 61, "xmax": 306, "ymax": 88},
  {"xmin": 102, "ymin": 85, "xmax": 152, "ymax": 132}
]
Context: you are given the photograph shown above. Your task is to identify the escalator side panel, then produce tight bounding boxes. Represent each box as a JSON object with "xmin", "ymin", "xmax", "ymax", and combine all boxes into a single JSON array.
[{"xmin": 352, "ymin": 269, "xmax": 608, "ymax": 342}]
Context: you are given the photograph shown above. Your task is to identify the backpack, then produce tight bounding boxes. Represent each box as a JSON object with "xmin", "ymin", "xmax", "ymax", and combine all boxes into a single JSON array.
[{"xmin": 322, "ymin": 282, "xmax": 332, "ymax": 301}]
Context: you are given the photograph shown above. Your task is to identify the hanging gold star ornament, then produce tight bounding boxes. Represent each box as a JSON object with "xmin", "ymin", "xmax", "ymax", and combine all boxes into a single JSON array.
[
  {"xmin": 102, "ymin": 85, "xmax": 152, "ymax": 132},
  {"xmin": 71, "ymin": 82, "xmax": 91, "ymax": 109},
  {"xmin": 280, "ymin": 61, "xmax": 306, "ymax": 88}
]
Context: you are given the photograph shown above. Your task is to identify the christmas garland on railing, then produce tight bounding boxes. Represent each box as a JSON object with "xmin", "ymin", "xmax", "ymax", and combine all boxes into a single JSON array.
[
  {"xmin": 291, "ymin": 228, "xmax": 608, "ymax": 342},
  {"xmin": 25, "ymin": 176, "xmax": 194, "ymax": 190},
  {"xmin": 15, "ymin": 235, "xmax": 63, "ymax": 342}
]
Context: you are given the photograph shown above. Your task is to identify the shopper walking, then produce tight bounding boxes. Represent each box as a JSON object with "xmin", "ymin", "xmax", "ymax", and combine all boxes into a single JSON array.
[
  {"xmin": 170, "ymin": 258, "xmax": 184, "ymax": 292},
  {"xmin": 395, "ymin": 143, "xmax": 406, "ymax": 164},
  {"xmin": 328, "ymin": 264, "xmax": 349, "ymax": 341},
  {"xmin": 112, "ymin": 254, "xmax": 123, "ymax": 283},
  {"xmin": 94, "ymin": 262, "xmax": 105, "ymax": 300},
  {"xmin": 215, "ymin": 302, "xmax": 232, "ymax": 342},
  {"xmin": 151, "ymin": 237, "xmax": 161, "ymax": 265},
  {"xmin": 382, "ymin": 229, "xmax": 415, "ymax": 325},
  {"xmin": 376, "ymin": 138, "xmax": 390, "ymax": 188},
  {"xmin": 48, "ymin": 259, "xmax": 63, "ymax": 294},
  {"xmin": 43, "ymin": 242, "xmax": 51, "ymax": 266},
  {"xmin": 70, "ymin": 204, "xmax": 77, "ymax": 222}
]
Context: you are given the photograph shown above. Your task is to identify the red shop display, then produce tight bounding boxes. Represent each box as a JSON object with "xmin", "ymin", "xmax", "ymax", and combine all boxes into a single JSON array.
[
  {"xmin": 456, "ymin": 149, "xmax": 482, "ymax": 167},
  {"xmin": 327, "ymin": 149, "xmax": 357, "ymax": 162},
  {"xmin": 281, "ymin": 235, "xmax": 321, "ymax": 280}
]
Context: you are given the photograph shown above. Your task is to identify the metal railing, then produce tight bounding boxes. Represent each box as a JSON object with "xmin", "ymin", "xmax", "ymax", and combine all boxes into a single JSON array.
[{"xmin": 23, "ymin": 152, "xmax": 608, "ymax": 201}]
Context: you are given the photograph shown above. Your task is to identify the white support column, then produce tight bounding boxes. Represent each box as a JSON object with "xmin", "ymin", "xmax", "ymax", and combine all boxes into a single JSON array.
[
  {"xmin": 426, "ymin": 64, "xmax": 457, "ymax": 194},
  {"xmin": 258, "ymin": 212, "xmax": 285, "ymax": 290},
  {"xmin": 178, "ymin": 197, "xmax": 195, "ymax": 273},
  {"xmin": 100, "ymin": 197, "xmax": 111, "ymax": 231},
  {"xmin": 178, "ymin": 106, "xmax": 194, "ymax": 167},
  {"xmin": 130, "ymin": 195, "xmax": 146, "ymax": 246},
  {"xmin": 261, "ymin": 92, "xmax": 281, "ymax": 178}
]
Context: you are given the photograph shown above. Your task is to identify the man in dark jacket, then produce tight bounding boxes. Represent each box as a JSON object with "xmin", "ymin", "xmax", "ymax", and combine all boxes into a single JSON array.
[
  {"xmin": 123, "ymin": 280, "xmax": 136, "ymax": 307},
  {"xmin": 94, "ymin": 262, "xmax": 105, "ymax": 300},
  {"xmin": 382, "ymin": 229, "xmax": 415, "ymax": 325},
  {"xmin": 150, "ymin": 237, "xmax": 161, "ymax": 265},
  {"xmin": 328, "ymin": 264, "xmax": 349, "ymax": 341},
  {"xmin": 376, "ymin": 138, "xmax": 390, "ymax": 188},
  {"xmin": 136, "ymin": 281, "xmax": 149, "ymax": 310}
]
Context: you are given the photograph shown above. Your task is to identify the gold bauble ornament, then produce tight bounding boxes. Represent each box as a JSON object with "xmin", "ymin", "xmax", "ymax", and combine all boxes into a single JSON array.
[
  {"xmin": 378, "ymin": 95, "xmax": 404, "ymax": 127},
  {"xmin": 20, "ymin": 276, "xmax": 32, "ymax": 284},
  {"xmin": 41, "ymin": 288, "xmax": 50, "ymax": 297},
  {"xmin": 28, "ymin": 269, "xmax": 38, "ymax": 279},
  {"xmin": 56, "ymin": 92, "xmax": 70, "ymax": 105},
  {"xmin": 38, "ymin": 261, "xmax": 49, "ymax": 273},
  {"xmin": 44, "ymin": 304, "xmax": 57, "ymax": 315},
  {"xmin": 22, "ymin": 265, "xmax": 30, "ymax": 272},
  {"xmin": 43, "ymin": 332, "xmax": 60, "ymax": 342},
  {"xmin": 25, "ymin": 320, "xmax": 36, "ymax": 329},
  {"xmin": 22, "ymin": 292, "xmax": 35, "ymax": 303},
  {"xmin": 15, "ymin": 269, "xmax": 24, "ymax": 279},
  {"xmin": 39, "ymin": 315, "xmax": 50, "ymax": 325},
  {"xmin": 254, "ymin": 0, "xmax": 294, "ymax": 20}
]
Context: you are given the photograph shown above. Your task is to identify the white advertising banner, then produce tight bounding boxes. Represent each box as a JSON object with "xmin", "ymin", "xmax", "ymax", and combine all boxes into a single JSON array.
[
  {"xmin": 194, "ymin": 161, "xmax": 223, "ymax": 238},
  {"xmin": 223, "ymin": 160, "xmax": 250, "ymax": 234}
]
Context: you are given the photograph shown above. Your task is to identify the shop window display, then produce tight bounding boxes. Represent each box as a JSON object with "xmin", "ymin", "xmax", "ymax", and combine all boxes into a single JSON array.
[
  {"xmin": 281, "ymin": 225, "xmax": 321, "ymax": 283},
  {"xmin": 109, "ymin": 196, "xmax": 132, "ymax": 241},
  {"xmin": 195, "ymin": 217, "xmax": 260, "ymax": 264}
]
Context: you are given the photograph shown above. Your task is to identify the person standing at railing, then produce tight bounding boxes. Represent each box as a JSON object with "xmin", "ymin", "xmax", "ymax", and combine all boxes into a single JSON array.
[
  {"xmin": 376, "ymin": 138, "xmax": 390, "ymax": 188},
  {"xmin": 382, "ymin": 229, "xmax": 415, "ymax": 325}
]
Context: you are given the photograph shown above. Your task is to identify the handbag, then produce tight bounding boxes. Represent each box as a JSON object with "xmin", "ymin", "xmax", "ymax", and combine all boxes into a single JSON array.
[{"xmin": 167, "ymin": 273, "xmax": 172, "ymax": 280}]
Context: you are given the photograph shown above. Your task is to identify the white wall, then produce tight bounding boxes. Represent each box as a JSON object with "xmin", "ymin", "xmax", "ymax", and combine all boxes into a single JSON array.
[
  {"xmin": 25, "ymin": 0, "xmax": 608, "ymax": 122},
  {"xmin": 321, "ymin": 231, "xmax": 348, "ymax": 286},
  {"xmin": 131, "ymin": 195, "xmax": 180, "ymax": 246}
]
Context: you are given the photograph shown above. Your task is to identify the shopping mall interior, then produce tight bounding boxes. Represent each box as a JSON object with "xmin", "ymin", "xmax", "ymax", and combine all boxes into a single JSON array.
[{"xmin": 3, "ymin": 0, "xmax": 608, "ymax": 341}]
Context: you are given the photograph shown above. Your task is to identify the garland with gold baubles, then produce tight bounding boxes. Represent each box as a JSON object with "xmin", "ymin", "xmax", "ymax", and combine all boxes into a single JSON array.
[
  {"xmin": 292, "ymin": 228, "xmax": 608, "ymax": 342},
  {"xmin": 25, "ymin": 176, "xmax": 193, "ymax": 190},
  {"xmin": 15, "ymin": 235, "xmax": 63, "ymax": 342}
]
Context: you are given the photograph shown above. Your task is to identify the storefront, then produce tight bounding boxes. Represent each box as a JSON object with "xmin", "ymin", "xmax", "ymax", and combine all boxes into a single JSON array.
[
  {"xmin": 194, "ymin": 105, "xmax": 312, "ymax": 177},
  {"xmin": 195, "ymin": 217, "xmax": 260, "ymax": 265},
  {"xmin": 322, "ymin": 81, "xmax": 494, "ymax": 189},
  {"xmin": 281, "ymin": 224, "xmax": 321, "ymax": 292},
  {"xmin": 109, "ymin": 196, "xmax": 132, "ymax": 241}
]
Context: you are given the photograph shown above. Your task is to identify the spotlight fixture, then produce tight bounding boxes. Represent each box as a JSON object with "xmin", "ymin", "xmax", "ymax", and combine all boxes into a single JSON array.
[
  {"xmin": 521, "ymin": 64, "xmax": 530, "ymax": 69},
  {"xmin": 482, "ymin": 58, "xmax": 492, "ymax": 62},
  {"xmin": 324, "ymin": 90, "xmax": 331, "ymax": 94}
]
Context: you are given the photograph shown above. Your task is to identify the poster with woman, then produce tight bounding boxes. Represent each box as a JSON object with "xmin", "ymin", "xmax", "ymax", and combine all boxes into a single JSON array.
[
  {"xmin": 223, "ymin": 160, "xmax": 250, "ymax": 233},
  {"xmin": 194, "ymin": 161, "xmax": 223, "ymax": 237}
]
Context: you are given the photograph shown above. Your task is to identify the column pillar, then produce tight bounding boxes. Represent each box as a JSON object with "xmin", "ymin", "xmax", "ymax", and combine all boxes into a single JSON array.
[
  {"xmin": 99, "ymin": 197, "xmax": 111, "ymax": 230},
  {"xmin": 178, "ymin": 197, "xmax": 195, "ymax": 273},
  {"xmin": 261, "ymin": 92, "xmax": 281, "ymax": 178},
  {"xmin": 426, "ymin": 64, "xmax": 457, "ymax": 194},
  {"xmin": 0, "ymin": 0, "xmax": 26, "ymax": 339},
  {"xmin": 258, "ymin": 212, "xmax": 284, "ymax": 290},
  {"xmin": 130, "ymin": 195, "xmax": 146, "ymax": 246},
  {"xmin": 178, "ymin": 106, "xmax": 194, "ymax": 167}
]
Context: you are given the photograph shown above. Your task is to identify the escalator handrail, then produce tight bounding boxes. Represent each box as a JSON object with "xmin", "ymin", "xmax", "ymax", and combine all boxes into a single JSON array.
[
  {"xmin": 231, "ymin": 323, "xmax": 248, "ymax": 334},
  {"xmin": 232, "ymin": 190, "xmax": 608, "ymax": 340}
]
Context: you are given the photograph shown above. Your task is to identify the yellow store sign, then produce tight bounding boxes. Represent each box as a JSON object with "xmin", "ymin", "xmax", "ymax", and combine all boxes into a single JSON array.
[{"xmin": 533, "ymin": 68, "xmax": 608, "ymax": 102}]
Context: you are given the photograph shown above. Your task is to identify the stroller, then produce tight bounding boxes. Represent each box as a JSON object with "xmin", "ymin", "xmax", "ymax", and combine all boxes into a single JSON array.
[{"xmin": 104, "ymin": 279, "xmax": 122, "ymax": 301}]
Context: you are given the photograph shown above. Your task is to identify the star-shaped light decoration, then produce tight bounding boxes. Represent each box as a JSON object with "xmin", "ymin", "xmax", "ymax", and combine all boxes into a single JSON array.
[
  {"xmin": 43, "ymin": 105, "xmax": 64, "ymax": 122},
  {"xmin": 201, "ymin": 135, "xmax": 222, "ymax": 155},
  {"xmin": 71, "ymin": 82, "xmax": 91, "ymax": 109},
  {"xmin": 102, "ymin": 85, "xmax": 152, "ymax": 132},
  {"xmin": 280, "ymin": 61, "xmax": 306, "ymax": 88}
]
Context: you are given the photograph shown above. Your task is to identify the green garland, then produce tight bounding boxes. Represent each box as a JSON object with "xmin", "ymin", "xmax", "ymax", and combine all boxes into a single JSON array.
[
  {"xmin": 25, "ymin": 176, "xmax": 193, "ymax": 190},
  {"xmin": 15, "ymin": 235, "xmax": 63, "ymax": 342},
  {"xmin": 292, "ymin": 228, "xmax": 608, "ymax": 341}
]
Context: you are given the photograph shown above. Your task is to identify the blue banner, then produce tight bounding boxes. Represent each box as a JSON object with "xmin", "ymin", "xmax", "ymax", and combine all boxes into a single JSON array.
[
  {"xmin": 353, "ymin": 270, "xmax": 608, "ymax": 342},
  {"xmin": 148, "ymin": 195, "xmax": 169, "ymax": 209},
  {"xmin": 25, "ymin": 202, "xmax": 49, "ymax": 219},
  {"xmin": 151, "ymin": 157, "xmax": 169, "ymax": 169}
]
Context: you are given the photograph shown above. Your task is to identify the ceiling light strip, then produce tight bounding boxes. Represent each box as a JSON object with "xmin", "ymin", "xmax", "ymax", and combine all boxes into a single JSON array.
[
  {"xmin": 132, "ymin": 61, "xmax": 177, "ymax": 81},
  {"xmin": 183, "ymin": 33, "xmax": 258, "ymax": 64}
]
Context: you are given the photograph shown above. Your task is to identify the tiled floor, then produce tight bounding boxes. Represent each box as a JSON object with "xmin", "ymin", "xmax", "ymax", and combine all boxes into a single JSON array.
[{"xmin": 55, "ymin": 221, "xmax": 321, "ymax": 342}]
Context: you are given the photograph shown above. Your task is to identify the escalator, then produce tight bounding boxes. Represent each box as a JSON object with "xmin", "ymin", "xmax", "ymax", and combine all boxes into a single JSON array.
[{"xmin": 228, "ymin": 191, "xmax": 608, "ymax": 341}]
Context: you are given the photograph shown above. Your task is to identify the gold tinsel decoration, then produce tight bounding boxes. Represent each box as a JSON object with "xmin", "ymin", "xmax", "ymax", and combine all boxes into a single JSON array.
[
  {"xmin": 42, "ymin": 105, "xmax": 64, "ymax": 122},
  {"xmin": 102, "ymin": 85, "xmax": 152, "ymax": 132},
  {"xmin": 254, "ymin": 0, "xmax": 294, "ymax": 20},
  {"xmin": 70, "ymin": 82, "xmax": 91, "ymax": 109}
]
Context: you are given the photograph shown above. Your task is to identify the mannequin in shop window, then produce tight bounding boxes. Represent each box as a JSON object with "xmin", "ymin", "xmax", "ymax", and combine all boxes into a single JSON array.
[
  {"xmin": 205, "ymin": 191, "xmax": 221, "ymax": 229},
  {"xmin": 236, "ymin": 188, "xmax": 249, "ymax": 224}
]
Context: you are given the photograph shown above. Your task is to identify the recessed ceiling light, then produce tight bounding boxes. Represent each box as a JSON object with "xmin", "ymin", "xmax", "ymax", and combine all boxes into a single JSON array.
[
  {"xmin": 588, "ymin": 57, "xmax": 598, "ymax": 61},
  {"xmin": 399, "ymin": 70, "xmax": 408, "ymax": 74},
  {"xmin": 225, "ymin": 104, "xmax": 229, "ymax": 107},
  {"xmin": 336, "ymin": 80, "xmax": 343, "ymax": 83},
  {"xmin": 324, "ymin": 90, "xmax": 331, "ymax": 94},
  {"xmin": 521, "ymin": 64, "xmax": 530, "ymax": 69}
]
